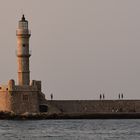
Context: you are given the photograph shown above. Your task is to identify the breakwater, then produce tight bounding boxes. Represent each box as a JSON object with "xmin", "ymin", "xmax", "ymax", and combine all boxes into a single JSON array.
[
  {"xmin": 1, "ymin": 100, "xmax": 140, "ymax": 119},
  {"xmin": 45, "ymin": 100, "xmax": 140, "ymax": 114}
]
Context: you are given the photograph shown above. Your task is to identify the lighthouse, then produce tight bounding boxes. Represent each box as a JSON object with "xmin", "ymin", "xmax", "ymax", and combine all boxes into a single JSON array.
[
  {"xmin": 0, "ymin": 15, "xmax": 47, "ymax": 114},
  {"xmin": 16, "ymin": 15, "xmax": 31, "ymax": 85}
]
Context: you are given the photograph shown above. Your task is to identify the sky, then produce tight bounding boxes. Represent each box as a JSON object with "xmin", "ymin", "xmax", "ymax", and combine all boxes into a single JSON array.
[{"xmin": 0, "ymin": 0, "xmax": 139, "ymax": 100}]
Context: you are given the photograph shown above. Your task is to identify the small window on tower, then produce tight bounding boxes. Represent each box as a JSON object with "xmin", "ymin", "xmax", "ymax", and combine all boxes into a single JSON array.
[{"xmin": 23, "ymin": 44, "xmax": 26, "ymax": 47}]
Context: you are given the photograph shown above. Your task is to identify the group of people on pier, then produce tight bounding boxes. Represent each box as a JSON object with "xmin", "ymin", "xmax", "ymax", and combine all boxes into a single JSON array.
[{"xmin": 99, "ymin": 93, "xmax": 124, "ymax": 100}]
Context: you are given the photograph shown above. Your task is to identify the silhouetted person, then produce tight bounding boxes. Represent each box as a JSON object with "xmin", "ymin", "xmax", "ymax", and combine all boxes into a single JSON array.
[
  {"xmin": 103, "ymin": 94, "xmax": 105, "ymax": 100},
  {"xmin": 51, "ymin": 93, "xmax": 53, "ymax": 100},
  {"xmin": 121, "ymin": 93, "xmax": 123, "ymax": 99},
  {"xmin": 100, "ymin": 94, "xmax": 102, "ymax": 100},
  {"xmin": 118, "ymin": 94, "xmax": 120, "ymax": 99}
]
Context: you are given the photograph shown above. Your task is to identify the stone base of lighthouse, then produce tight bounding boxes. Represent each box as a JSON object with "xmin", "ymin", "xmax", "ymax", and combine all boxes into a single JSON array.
[{"xmin": 0, "ymin": 80, "xmax": 47, "ymax": 114}]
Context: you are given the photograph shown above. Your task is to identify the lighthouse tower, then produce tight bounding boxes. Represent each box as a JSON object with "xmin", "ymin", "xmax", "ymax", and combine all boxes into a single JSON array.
[{"xmin": 16, "ymin": 15, "xmax": 31, "ymax": 85}]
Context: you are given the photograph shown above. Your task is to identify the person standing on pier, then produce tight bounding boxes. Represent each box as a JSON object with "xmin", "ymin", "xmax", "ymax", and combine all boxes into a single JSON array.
[
  {"xmin": 103, "ymin": 94, "xmax": 105, "ymax": 100},
  {"xmin": 121, "ymin": 93, "xmax": 123, "ymax": 99},
  {"xmin": 51, "ymin": 93, "xmax": 53, "ymax": 100},
  {"xmin": 100, "ymin": 94, "xmax": 102, "ymax": 100},
  {"xmin": 118, "ymin": 94, "xmax": 120, "ymax": 99}
]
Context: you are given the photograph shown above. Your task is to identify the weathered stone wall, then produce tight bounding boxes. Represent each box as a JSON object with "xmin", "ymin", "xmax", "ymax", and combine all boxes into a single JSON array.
[
  {"xmin": 0, "ymin": 80, "xmax": 42, "ymax": 114},
  {"xmin": 46, "ymin": 100, "xmax": 140, "ymax": 114},
  {"xmin": 11, "ymin": 91, "xmax": 39, "ymax": 114},
  {"xmin": 0, "ymin": 91, "xmax": 11, "ymax": 112},
  {"xmin": 7, "ymin": 80, "xmax": 39, "ymax": 114},
  {"xmin": 0, "ymin": 85, "xmax": 11, "ymax": 112}
]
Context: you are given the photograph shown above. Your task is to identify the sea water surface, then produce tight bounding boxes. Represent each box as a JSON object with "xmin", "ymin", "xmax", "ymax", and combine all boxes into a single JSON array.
[{"xmin": 0, "ymin": 119, "xmax": 140, "ymax": 140}]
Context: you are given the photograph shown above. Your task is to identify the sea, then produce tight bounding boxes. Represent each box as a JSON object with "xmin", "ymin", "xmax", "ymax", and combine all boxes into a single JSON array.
[{"xmin": 0, "ymin": 119, "xmax": 140, "ymax": 140}]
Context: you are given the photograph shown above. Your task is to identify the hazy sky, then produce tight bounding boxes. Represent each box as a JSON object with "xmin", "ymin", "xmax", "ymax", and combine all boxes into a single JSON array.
[{"xmin": 0, "ymin": 0, "xmax": 140, "ymax": 100}]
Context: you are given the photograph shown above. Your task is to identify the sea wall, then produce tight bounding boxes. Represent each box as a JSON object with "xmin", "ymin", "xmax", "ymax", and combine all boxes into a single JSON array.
[{"xmin": 46, "ymin": 100, "xmax": 140, "ymax": 114}]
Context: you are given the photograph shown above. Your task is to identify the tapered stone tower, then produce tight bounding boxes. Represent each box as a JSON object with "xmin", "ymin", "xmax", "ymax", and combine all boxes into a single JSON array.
[{"xmin": 16, "ymin": 15, "xmax": 31, "ymax": 85}]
